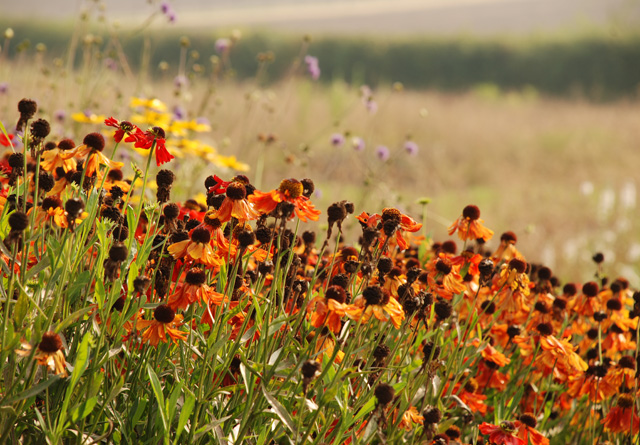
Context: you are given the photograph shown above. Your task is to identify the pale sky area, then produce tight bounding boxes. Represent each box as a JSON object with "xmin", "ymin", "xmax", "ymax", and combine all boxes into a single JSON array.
[{"xmin": 3, "ymin": 0, "xmax": 639, "ymax": 34}]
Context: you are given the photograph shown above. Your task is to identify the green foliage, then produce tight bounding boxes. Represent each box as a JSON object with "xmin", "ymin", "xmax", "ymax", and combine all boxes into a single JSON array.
[{"xmin": 2, "ymin": 19, "xmax": 640, "ymax": 99}]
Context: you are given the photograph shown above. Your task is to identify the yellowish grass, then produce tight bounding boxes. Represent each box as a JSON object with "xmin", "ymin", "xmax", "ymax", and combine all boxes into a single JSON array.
[{"xmin": 2, "ymin": 57, "xmax": 639, "ymax": 284}]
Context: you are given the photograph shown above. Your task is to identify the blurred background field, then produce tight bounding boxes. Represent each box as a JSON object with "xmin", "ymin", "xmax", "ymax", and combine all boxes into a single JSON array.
[{"xmin": 1, "ymin": 0, "xmax": 640, "ymax": 285}]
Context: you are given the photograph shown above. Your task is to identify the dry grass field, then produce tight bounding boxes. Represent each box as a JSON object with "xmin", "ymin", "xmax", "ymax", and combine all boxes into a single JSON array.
[{"xmin": 1, "ymin": 50, "xmax": 639, "ymax": 285}]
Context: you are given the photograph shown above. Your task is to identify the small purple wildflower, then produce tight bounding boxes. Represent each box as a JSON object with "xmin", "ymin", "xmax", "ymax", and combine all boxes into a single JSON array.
[
  {"xmin": 351, "ymin": 137, "xmax": 365, "ymax": 152},
  {"xmin": 366, "ymin": 99, "xmax": 378, "ymax": 114},
  {"xmin": 172, "ymin": 105, "xmax": 186, "ymax": 120},
  {"xmin": 174, "ymin": 75, "xmax": 188, "ymax": 89},
  {"xmin": 160, "ymin": 2, "xmax": 177, "ymax": 23},
  {"xmin": 304, "ymin": 55, "xmax": 320, "ymax": 81},
  {"xmin": 103, "ymin": 57, "xmax": 118, "ymax": 71},
  {"xmin": 330, "ymin": 133, "xmax": 345, "ymax": 147},
  {"xmin": 0, "ymin": 82, "xmax": 8, "ymax": 94},
  {"xmin": 404, "ymin": 140, "xmax": 418, "ymax": 156},
  {"xmin": 54, "ymin": 110, "xmax": 66, "ymax": 123},
  {"xmin": 215, "ymin": 38, "xmax": 231, "ymax": 54},
  {"xmin": 375, "ymin": 145, "xmax": 390, "ymax": 162}
]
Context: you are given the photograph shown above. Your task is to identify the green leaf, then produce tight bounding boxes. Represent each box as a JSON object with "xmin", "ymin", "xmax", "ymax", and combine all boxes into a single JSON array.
[
  {"xmin": 13, "ymin": 290, "xmax": 29, "ymax": 329},
  {"xmin": 71, "ymin": 396, "xmax": 98, "ymax": 423},
  {"xmin": 55, "ymin": 306, "xmax": 94, "ymax": 333},
  {"xmin": 5, "ymin": 375, "xmax": 61, "ymax": 404},
  {"xmin": 166, "ymin": 381, "xmax": 182, "ymax": 423},
  {"xmin": 69, "ymin": 333, "xmax": 92, "ymax": 390},
  {"xmin": 95, "ymin": 279, "xmax": 106, "ymax": 309},
  {"xmin": 147, "ymin": 364, "xmax": 169, "ymax": 432},
  {"xmin": 175, "ymin": 394, "xmax": 195, "ymax": 443},
  {"xmin": 260, "ymin": 384, "xmax": 296, "ymax": 434}
]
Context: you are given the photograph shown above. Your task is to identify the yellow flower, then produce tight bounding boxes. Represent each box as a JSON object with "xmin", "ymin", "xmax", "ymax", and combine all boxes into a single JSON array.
[
  {"xmin": 129, "ymin": 97, "xmax": 167, "ymax": 112},
  {"xmin": 215, "ymin": 155, "xmax": 250, "ymax": 172},
  {"xmin": 71, "ymin": 112, "xmax": 106, "ymax": 124}
]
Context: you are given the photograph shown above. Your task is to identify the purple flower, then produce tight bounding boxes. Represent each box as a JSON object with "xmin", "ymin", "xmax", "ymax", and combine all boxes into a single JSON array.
[
  {"xmin": 366, "ymin": 99, "xmax": 378, "ymax": 114},
  {"xmin": 330, "ymin": 133, "xmax": 345, "ymax": 147},
  {"xmin": 0, "ymin": 82, "xmax": 8, "ymax": 94},
  {"xmin": 174, "ymin": 75, "xmax": 188, "ymax": 89},
  {"xmin": 404, "ymin": 140, "xmax": 418, "ymax": 156},
  {"xmin": 304, "ymin": 55, "xmax": 320, "ymax": 81},
  {"xmin": 351, "ymin": 137, "xmax": 365, "ymax": 152},
  {"xmin": 103, "ymin": 57, "xmax": 118, "ymax": 71},
  {"xmin": 215, "ymin": 38, "xmax": 231, "ymax": 54},
  {"xmin": 160, "ymin": 2, "xmax": 177, "ymax": 23},
  {"xmin": 375, "ymin": 145, "xmax": 390, "ymax": 161},
  {"xmin": 54, "ymin": 110, "xmax": 66, "ymax": 122},
  {"xmin": 172, "ymin": 105, "xmax": 186, "ymax": 120}
]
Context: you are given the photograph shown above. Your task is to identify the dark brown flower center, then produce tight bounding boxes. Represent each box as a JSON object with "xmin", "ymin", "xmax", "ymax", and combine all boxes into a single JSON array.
[
  {"xmin": 154, "ymin": 304, "xmax": 175, "ymax": 323},
  {"xmin": 38, "ymin": 332, "xmax": 63, "ymax": 353},
  {"xmin": 278, "ymin": 179, "xmax": 303, "ymax": 199}
]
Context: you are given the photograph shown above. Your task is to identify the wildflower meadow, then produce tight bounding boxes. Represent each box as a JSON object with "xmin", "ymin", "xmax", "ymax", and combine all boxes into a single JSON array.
[{"xmin": 1, "ymin": 3, "xmax": 640, "ymax": 445}]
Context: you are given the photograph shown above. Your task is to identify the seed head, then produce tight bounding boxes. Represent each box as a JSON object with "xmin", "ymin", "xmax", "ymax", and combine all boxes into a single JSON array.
[
  {"xmin": 374, "ymin": 383, "xmax": 395, "ymax": 406},
  {"xmin": 38, "ymin": 332, "xmax": 63, "ymax": 353},
  {"xmin": 83, "ymin": 132, "xmax": 105, "ymax": 152},
  {"xmin": 8, "ymin": 211, "xmax": 29, "ymax": 232},
  {"xmin": 154, "ymin": 304, "xmax": 175, "ymax": 323},
  {"xmin": 462, "ymin": 205, "xmax": 481, "ymax": 220}
]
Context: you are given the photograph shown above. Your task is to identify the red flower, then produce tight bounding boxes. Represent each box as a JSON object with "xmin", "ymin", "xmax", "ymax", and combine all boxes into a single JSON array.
[
  {"xmin": 0, "ymin": 133, "xmax": 14, "ymax": 147},
  {"xmin": 133, "ymin": 126, "xmax": 174, "ymax": 166},
  {"xmin": 105, "ymin": 117, "xmax": 136, "ymax": 143},
  {"xmin": 479, "ymin": 421, "xmax": 525, "ymax": 445}
]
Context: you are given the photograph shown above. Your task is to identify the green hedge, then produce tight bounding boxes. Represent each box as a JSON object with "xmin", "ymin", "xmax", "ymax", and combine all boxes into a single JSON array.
[{"xmin": 2, "ymin": 19, "xmax": 639, "ymax": 99}]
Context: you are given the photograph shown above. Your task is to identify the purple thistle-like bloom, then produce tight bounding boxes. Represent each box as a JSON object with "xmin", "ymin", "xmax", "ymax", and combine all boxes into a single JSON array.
[
  {"xmin": 104, "ymin": 57, "xmax": 118, "ymax": 71},
  {"xmin": 54, "ymin": 110, "xmax": 66, "ymax": 122},
  {"xmin": 304, "ymin": 55, "xmax": 320, "ymax": 81},
  {"xmin": 0, "ymin": 82, "xmax": 8, "ymax": 94},
  {"xmin": 174, "ymin": 75, "xmax": 188, "ymax": 89},
  {"xmin": 404, "ymin": 140, "xmax": 418, "ymax": 156},
  {"xmin": 330, "ymin": 133, "xmax": 345, "ymax": 147},
  {"xmin": 375, "ymin": 145, "xmax": 390, "ymax": 161},
  {"xmin": 172, "ymin": 105, "xmax": 186, "ymax": 120},
  {"xmin": 215, "ymin": 38, "xmax": 231, "ymax": 54},
  {"xmin": 352, "ymin": 136, "xmax": 365, "ymax": 152},
  {"xmin": 161, "ymin": 2, "xmax": 177, "ymax": 23}
]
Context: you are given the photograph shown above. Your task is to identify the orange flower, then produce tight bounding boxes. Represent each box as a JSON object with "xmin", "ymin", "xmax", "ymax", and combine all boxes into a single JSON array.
[
  {"xmin": 534, "ymin": 334, "xmax": 587, "ymax": 382},
  {"xmin": 396, "ymin": 406, "xmax": 424, "ymax": 431},
  {"xmin": 137, "ymin": 304, "xmax": 188, "ymax": 346},
  {"xmin": 308, "ymin": 285, "xmax": 349, "ymax": 334},
  {"xmin": 601, "ymin": 394, "xmax": 640, "ymax": 433},
  {"xmin": 167, "ymin": 268, "xmax": 225, "ymax": 311},
  {"xmin": 16, "ymin": 332, "xmax": 68, "ymax": 377},
  {"xmin": 30, "ymin": 196, "xmax": 68, "ymax": 228},
  {"xmin": 167, "ymin": 226, "xmax": 221, "ymax": 267},
  {"xmin": 214, "ymin": 180, "xmax": 260, "ymax": 222},
  {"xmin": 516, "ymin": 414, "xmax": 549, "ymax": 445},
  {"xmin": 478, "ymin": 421, "xmax": 525, "ymax": 445},
  {"xmin": 346, "ymin": 285, "xmax": 405, "ymax": 328},
  {"xmin": 425, "ymin": 255, "xmax": 466, "ymax": 300},
  {"xmin": 491, "ymin": 231, "xmax": 524, "ymax": 264},
  {"xmin": 356, "ymin": 208, "xmax": 422, "ymax": 251},
  {"xmin": 313, "ymin": 330, "xmax": 344, "ymax": 364},
  {"xmin": 40, "ymin": 138, "xmax": 77, "ymax": 172},
  {"xmin": 448, "ymin": 204, "xmax": 493, "ymax": 242},
  {"xmin": 74, "ymin": 132, "xmax": 124, "ymax": 177},
  {"xmin": 249, "ymin": 178, "xmax": 321, "ymax": 222},
  {"xmin": 567, "ymin": 365, "xmax": 617, "ymax": 403}
]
